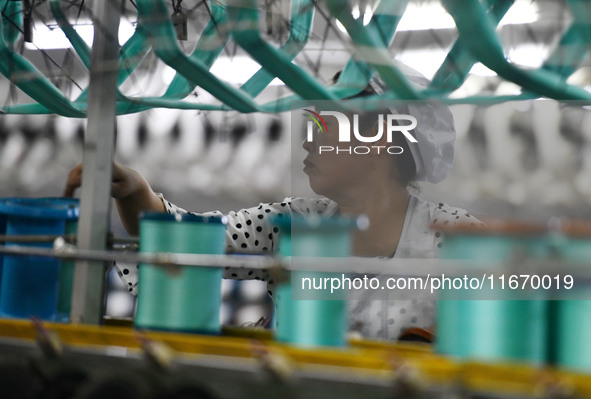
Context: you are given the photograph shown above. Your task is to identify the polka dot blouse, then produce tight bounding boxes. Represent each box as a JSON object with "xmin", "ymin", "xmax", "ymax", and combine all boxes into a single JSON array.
[{"xmin": 115, "ymin": 194, "xmax": 483, "ymax": 341}]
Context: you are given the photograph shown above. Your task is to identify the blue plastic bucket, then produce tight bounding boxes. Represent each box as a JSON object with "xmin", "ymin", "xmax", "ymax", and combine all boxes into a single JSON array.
[
  {"xmin": 135, "ymin": 213, "xmax": 227, "ymax": 334},
  {"xmin": 0, "ymin": 211, "xmax": 6, "ymax": 294},
  {"xmin": 0, "ymin": 198, "xmax": 79, "ymax": 320},
  {"xmin": 272, "ymin": 215, "xmax": 358, "ymax": 348}
]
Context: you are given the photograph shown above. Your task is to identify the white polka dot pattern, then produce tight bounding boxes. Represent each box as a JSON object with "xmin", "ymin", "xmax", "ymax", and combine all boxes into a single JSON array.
[{"xmin": 431, "ymin": 201, "xmax": 486, "ymax": 250}]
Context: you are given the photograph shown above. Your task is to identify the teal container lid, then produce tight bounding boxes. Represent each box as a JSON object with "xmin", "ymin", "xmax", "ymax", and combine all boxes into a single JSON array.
[
  {"xmin": 140, "ymin": 212, "xmax": 227, "ymax": 225},
  {"xmin": 271, "ymin": 214, "xmax": 366, "ymax": 232},
  {"xmin": 0, "ymin": 197, "xmax": 79, "ymax": 220}
]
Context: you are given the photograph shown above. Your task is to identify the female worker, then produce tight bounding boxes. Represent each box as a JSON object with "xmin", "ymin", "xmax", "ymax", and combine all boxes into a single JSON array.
[{"xmin": 64, "ymin": 63, "xmax": 482, "ymax": 341}]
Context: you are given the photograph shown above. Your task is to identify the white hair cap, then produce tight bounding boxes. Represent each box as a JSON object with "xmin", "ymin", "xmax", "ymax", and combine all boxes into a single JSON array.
[{"xmin": 367, "ymin": 61, "xmax": 456, "ymax": 184}]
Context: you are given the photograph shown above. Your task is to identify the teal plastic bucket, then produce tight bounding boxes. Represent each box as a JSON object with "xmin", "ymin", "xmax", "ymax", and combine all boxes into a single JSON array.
[
  {"xmin": 0, "ymin": 198, "xmax": 79, "ymax": 320},
  {"xmin": 437, "ymin": 221, "xmax": 549, "ymax": 364},
  {"xmin": 551, "ymin": 222, "xmax": 591, "ymax": 372},
  {"xmin": 135, "ymin": 213, "xmax": 227, "ymax": 334},
  {"xmin": 273, "ymin": 215, "xmax": 358, "ymax": 348}
]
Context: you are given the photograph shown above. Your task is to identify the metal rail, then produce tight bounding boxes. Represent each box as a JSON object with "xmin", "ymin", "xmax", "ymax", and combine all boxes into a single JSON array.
[
  {"xmin": 1, "ymin": 240, "xmax": 590, "ymax": 279},
  {"xmin": 0, "ymin": 234, "xmax": 138, "ymax": 245}
]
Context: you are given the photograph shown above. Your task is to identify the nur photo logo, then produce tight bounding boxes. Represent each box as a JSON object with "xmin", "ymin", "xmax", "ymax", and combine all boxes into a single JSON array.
[{"xmin": 303, "ymin": 109, "xmax": 418, "ymax": 155}]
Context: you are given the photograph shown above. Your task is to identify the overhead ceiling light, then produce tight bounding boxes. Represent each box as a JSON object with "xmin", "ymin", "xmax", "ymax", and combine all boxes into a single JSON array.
[
  {"xmin": 351, "ymin": 4, "xmax": 360, "ymax": 20},
  {"xmin": 24, "ymin": 22, "xmax": 93, "ymax": 50},
  {"xmin": 507, "ymin": 44, "xmax": 549, "ymax": 68},
  {"xmin": 162, "ymin": 65, "xmax": 178, "ymax": 86},
  {"xmin": 498, "ymin": 0, "xmax": 539, "ymax": 26},
  {"xmin": 495, "ymin": 81, "xmax": 523, "ymax": 96},
  {"xmin": 336, "ymin": 3, "xmax": 374, "ymax": 33},
  {"xmin": 336, "ymin": 19, "xmax": 347, "ymax": 33},
  {"xmin": 210, "ymin": 56, "xmax": 283, "ymax": 86},
  {"xmin": 395, "ymin": 49, "xmax": 448, "ymax": 80},
  {"xmin": 395, "ymin": 0, "xmax": 538, "ymax": 32},
  {"xmin": 470, "ymin": 63, "xmax": 497, "ymax": 77},
  {"xmin": 24, "ymin": 19, "xmax": 136, "ymax": 50},
  {"xmin": 468, "ymin": 45, "xmax": 548, "ymax": 75},
  {"xmin": 363, "ymin": 4, "xmax": 374, "ymax": 26},
  {"xmin": 396, "ymin": 2, "xmax": 456, "ymax": 31}
]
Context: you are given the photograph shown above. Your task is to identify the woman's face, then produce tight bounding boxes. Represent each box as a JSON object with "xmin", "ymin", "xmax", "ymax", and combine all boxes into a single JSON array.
[{"xmin": 302, "ymin": 114, "xmax": 379, "ymax": 198}]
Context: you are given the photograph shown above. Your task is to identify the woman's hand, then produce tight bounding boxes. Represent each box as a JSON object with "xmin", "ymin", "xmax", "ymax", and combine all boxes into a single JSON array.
[
  {"xmin": 64, "ymin": 162, "xmax": 165, "ymax": 235},
  {"xmin": 63, "ymin": 163, "xmax": 83, "ymax": 198},
  {"xmin": 64, "ymin": 162, "xmax": 144, "ymax": 200}
]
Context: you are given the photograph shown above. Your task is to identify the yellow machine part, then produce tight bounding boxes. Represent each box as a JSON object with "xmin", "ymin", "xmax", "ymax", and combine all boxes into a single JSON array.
[{"xmin": 0, "ymin": 319, "xmax": 590, "ymax": 398}]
